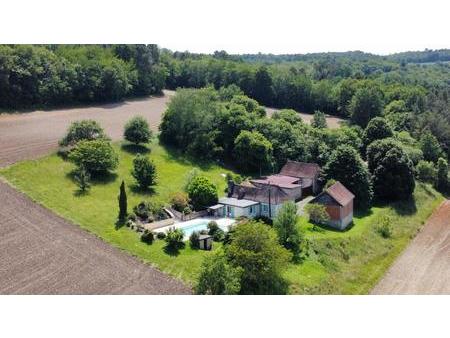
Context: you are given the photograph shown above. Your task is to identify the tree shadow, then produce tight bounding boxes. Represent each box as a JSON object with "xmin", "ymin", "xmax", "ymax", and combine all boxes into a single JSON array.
[
  {"xmin": 73, "ymin": 189, "xmax": 90, "ymax": 197},
  {"xmin": 391, "ymin": 196, "xmax": 417, "ymax": 216},
  {"xmin": 130, "ymin": 184, "xmax": 156, "ymax": 196},
  {"xmin": 115, "ymin": 219, "xmax": 126, "ymax": 230},
  {"xmin": 121, "ymin": 143, "xmax": 151, "ymax": 155},
  {"xmin": 163, "ymin": 243, "xmax": 185, "ymax": 257},
  {"xmin": 66, "ymin": 170, "xmax": 117, "ymax": 186}
]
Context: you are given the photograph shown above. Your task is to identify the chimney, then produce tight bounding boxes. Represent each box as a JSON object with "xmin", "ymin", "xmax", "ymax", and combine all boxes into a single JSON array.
[{"xmin": 227, "ymin": 180, "xmax": 234, "ymax": 197}]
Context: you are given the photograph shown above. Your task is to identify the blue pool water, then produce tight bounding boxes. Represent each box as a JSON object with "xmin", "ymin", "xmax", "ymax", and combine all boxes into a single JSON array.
[{"xmin": 178, "ymin": 220, "xmax": 211, "ymax": 237}]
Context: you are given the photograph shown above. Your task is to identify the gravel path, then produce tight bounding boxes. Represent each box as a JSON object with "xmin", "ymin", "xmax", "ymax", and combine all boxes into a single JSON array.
[
  {"xmin": 0, "ymin": 92, "xmax": 192, "ymax": 294},
  {"xmin": 371, "ymin": 200, "xmax": 450, "ymax": 295}
]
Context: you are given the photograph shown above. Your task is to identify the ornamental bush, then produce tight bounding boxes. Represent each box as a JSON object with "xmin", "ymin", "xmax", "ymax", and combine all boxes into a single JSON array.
[
  {"xmin": 131, "ymin": 154, "xmax": 157, "ymax": 189},
  {"xmin": 186, "ymin": 176, "xmax": 218, "ymax": 211},
  {"xmin": 141, "ymin": 230, "xmax": 154, "ymax": 244},
  {"xmin": 68, "ymin": 139, "xmax": 118, "ymax": 175},
  {"xmin": 124, "ymin": 116, "xmax": 152, "ymax": 145},
  {"xmin": 165, "ymin": 228, "xmax": 185, "ymax": 250},
  {"xmin": 59, "ymin": 120, "xmax": 107, "ymax": 147},
  {"xmin": 189, "ymin": 231, "xmax": 200, "ymax": 249}
]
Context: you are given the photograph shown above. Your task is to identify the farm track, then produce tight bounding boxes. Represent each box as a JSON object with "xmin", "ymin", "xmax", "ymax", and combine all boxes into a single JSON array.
[
  {"xmin": 371, "ymin": 200, "xmax": 450, "ymax": 294},
  {"xmin": 0, "ymin": 91, "xmax": 174, "ymax": 167},
  {"xmin": 0, "ymin": 91, "xmax": 191, "ymax": 294}
]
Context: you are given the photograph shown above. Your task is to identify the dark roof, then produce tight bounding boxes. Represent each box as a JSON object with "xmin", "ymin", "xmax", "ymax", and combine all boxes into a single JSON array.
[
  {"xmin": 230, "ymin": 183, "xmax": 291, "ymax": 205},
  {"xmin": 314, "ymin": 181, "xmax": 354, "ymax": 206},
  {"xmin": 218, "ymin": 197, "xmax": 259, "ymax": 208},
  {"xmin": 280, "ymin": 161, "xmax": 320, "ymax": 179},
  {"xmin": 251, "ymin": 174, "xmax": 301, "ymax": 189}
]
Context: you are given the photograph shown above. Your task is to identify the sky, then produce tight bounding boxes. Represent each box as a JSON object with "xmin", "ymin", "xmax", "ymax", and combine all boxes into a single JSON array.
[{"xmin": 2, "ymin": 0, "xmax": 449, "ymax": 55}]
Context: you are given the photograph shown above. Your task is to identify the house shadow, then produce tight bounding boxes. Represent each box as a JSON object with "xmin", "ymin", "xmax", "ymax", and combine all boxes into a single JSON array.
[{"xmin": 121, "ymin": 143, "xmax": 151, "ymax": 155}]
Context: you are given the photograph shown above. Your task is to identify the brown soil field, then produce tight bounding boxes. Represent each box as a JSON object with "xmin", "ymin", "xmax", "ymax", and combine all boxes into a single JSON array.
[
  {"xmin": 371, "ymin": 200, "xmax": 450, "ymax": 294},
  {"xmin": 0, "ymin": 179, "xmax": 190, "ymax": 294},
  {"xmin": 0, "ymin": 90, "xmax": 174, "ymax": 167},
  {"xmin": 265, "ymin": 107, "xmax": 346, "ymax": 128}
]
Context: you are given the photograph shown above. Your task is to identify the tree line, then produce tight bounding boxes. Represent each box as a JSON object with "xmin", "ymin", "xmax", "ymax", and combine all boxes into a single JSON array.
[
  {"xmin": 0, "ymin": 44, "xmax": 165, "ymax": 109},
  {"xmin": 161, "ymin": 49, "xmax": 450, "ymax": 158}
]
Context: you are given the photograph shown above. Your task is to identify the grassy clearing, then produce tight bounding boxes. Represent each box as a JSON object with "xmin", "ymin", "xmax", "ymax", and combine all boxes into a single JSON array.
[
  {"xmin": 286, "ymin": 183, "xmax": 444, "ymax": 294},
  {"xmin": 0, "ymin": 142, "xmax": 444, "ymax": 293},
  {"xmin": 0, "ymin": 141, "xmax": 229, "ymax": 284}
]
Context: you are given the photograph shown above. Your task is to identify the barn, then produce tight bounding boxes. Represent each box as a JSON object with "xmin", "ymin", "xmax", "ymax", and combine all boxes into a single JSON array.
[{"xmin": 310, "ymin": 181, "xmax": 355, "ymax": 230}]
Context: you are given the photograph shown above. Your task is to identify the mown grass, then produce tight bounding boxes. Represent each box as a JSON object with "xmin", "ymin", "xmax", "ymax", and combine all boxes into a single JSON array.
[
  {"xmin": 0, "ymin": 141, "xmax": 229, "ymax": 284},
  {"xmin": 285, "ymin": 183, "xmax": 444, "ymax": 294},
  {"xmin": 0, "ymin": 142, "xmax": 444, "ymax": 293}
]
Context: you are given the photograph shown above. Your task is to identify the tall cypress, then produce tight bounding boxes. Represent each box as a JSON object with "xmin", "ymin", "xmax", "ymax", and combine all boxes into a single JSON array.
[{"xmin": 118, "ymin": 180, "xmax": 127, "ymax": 221}]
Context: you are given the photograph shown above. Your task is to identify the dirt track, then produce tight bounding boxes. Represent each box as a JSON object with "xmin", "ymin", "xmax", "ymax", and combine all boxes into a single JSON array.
[
  {"xmin": 0, "ymin": 91, "xmax": 174, "ymax": 167},
  {"xmin": 371, "ymin": 200, "xmax": 450, "ymax": 294},
  {"xmin": 265, "ymin": 107, "xmax": 345, "ymax": 129},
  {"xmin": 0, "ymin": 91, "xmax": 192, "ymax": 294},
  {"xmin": 0, "ymin": 180, "xmax": 190, "ymax": 294}
]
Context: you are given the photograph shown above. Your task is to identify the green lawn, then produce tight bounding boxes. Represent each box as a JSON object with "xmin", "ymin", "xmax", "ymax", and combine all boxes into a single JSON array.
[
  {"xmin": 285, "ymin": 183, "xmax": 444, "ymax": 294},
  {"xmin": 0, "ymin": 142, "xmax": 444, "ymax": 293},
  {"xmin": 0, "ymin": 141, "xmax": 230, "ymax": 284}
]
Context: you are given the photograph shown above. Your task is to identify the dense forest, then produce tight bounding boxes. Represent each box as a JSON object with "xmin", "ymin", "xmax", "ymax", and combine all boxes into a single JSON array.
[
  {"xmin": 161, "ymin": 48, "xmax": 449, "ymax": 158},
  {"xmin": 0, "ymin": 44, "xmax": 165, "ymax": 109},
  {"xmin": 0, "ymin": 45, "xmax": 449, "ymax": 161}
]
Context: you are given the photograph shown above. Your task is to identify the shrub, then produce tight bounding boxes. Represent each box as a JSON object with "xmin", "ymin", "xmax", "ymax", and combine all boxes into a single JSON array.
[
  {"xmin": 133, "ymin": 201, "xmax": 166, "ymax": 222},
  {"xmin": 189, "ymin": 231, "xmax": 200, "ymax": 249},
  {"xmin": 376, "ymin": 215, "xmax": 393, "ymax": 239},
  {"xmin": 118, "ymin": 180, "xmax": 127, "ymax": 221},
  {"xmin": 212, "ymin": 228, "xmax": 225, "ymax": 242},
  {"xmin": 170, "ymin": 192, "xmax": 190, "ymax": 212},
  {"xmin": 436, "ymin": 157, "xmax": 449, "ymax": 191},
  {"xmin": 156, "ymin": 232, "xmax": 166, "ymax": 240},
  {"xmin": 195, "ymin": 249, "xmax": 242, "ymax": 295},
  {"xmin": 131, "ymin": 154, "xmax": 157, "ymax": 189},
  {"xmin": 254, "ymin": 215, "xmax": 273, "ymax": 226},
  {"xmin": 165, "ymin": 227, "xmax": 185, "ymax": 250},
  {"xmin": 226, "ymin": 221, "xmax": 291, "ymax": 294},
  {"xmin": 416, "ymin": 160, "xmax": 436, "ymax": 183},
  {"xmin": 273, "ymin": 201, "xmax": 302, "ymax": 261},
  {"xmin": 207, "ymin": 221, "xmax": 220, "ymax": 235},
  {"xmin": 124, "ymin": 116, "xmax": 152, "ymax": 145},
  {"xmin": 133, "ymin": 201, "xmax": 152, "ymax": 220},
  {"xmin": 127, "ymin": 213, "xmax": 137, "ymax": 222},
  {"xmin": 324, "ymin": 179, "xmax": 336, "ymax": 189},
  {"xmin": 304, "ymin": 203, "xmax": 330, "ymax": 224},
  {"xmin": 59, "ymin": 120, "xmax": 107, "ymax": 147},
  {"xmin": 141, "ymin": 230, "xmax": 154, "ymax": 244},
  {"xmin": 233, "ymin": 130, "xmax": 273, "ymax": 174},
  {"xmin": 183, "ymin": 206, "xmax": 192, "ymax": 215},
  {"xmin": 186, "ymin": 176, "xmax": 218, "ymax": 210},
  {"xmin": 183, "ymin": 168, "xmax": 200, "ymax": 192},
  {"xmin": 311, "ymin": 110, "xmax": 327, "ymax": 129},
  {"xmin": 68, "ymin": 139, "xmax": 118, "ymax": 175},
  {"xmin": 73, "ymin": 165, "xmax": 91, "ymax": 192}
]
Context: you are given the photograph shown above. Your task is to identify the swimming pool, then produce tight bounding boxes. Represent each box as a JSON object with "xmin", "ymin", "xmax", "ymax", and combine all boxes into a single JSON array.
[{"xmin": 158, "ymin": 217, "xmax": 235, "ymax": 239}]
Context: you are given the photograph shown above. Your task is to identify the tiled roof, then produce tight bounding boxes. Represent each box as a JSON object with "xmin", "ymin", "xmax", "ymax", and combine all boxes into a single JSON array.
[
  {"xmin": 251, "ymin": 174, "xmax": 301, "ymax": 189},
  {"xmin": 280, "ymin": 160, "xmax": 320, "ymax": 179},
  {"xmin": 324, "ymin": 181, "xmax": 354, "ymax": 206},
  {"xmin": 230, "ymin": 183, "xmax": 291, "ymax": 205},
  {"xmin": 218, "ymin": 197, "xmax": 259, "ymax": 208}
]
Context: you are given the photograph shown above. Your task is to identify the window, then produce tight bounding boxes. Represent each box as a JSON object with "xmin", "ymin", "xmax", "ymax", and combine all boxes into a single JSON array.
[
  {"xmin": 263, "ymin": 204, "xmax": 268, "ymax": 212},
  {"xmin": 249, "ymin": 205, "xmax": 254, "ymax": 214}
]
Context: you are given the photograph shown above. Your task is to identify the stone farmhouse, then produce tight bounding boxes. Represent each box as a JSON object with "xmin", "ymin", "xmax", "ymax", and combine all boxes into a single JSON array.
[{"xmin": 207, "ymin": 160, "xmax": 354, "ymax": 230}]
